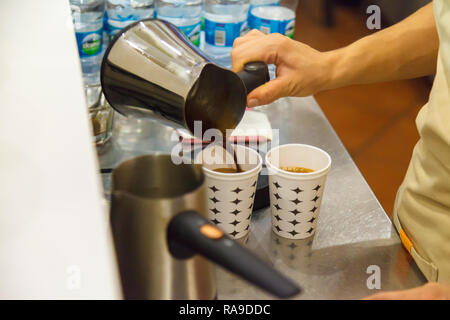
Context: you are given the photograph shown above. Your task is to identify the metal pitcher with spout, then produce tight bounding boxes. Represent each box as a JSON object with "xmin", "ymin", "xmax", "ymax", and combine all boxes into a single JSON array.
[{"xmin": 100, "ymin": 19, "xmax": 269, "ymax": 137}]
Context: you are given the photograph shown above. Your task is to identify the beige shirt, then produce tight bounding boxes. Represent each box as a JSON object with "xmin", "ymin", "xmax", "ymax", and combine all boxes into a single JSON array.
[{"xmin": 393, "ymin": 0, "xmax": 450, "ymax": 283}]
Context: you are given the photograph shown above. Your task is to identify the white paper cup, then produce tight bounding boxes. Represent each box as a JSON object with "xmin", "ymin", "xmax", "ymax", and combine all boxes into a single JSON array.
[
  {"xmin": 195, "ymin": 144, "xmax": 262, "ymax": 239},
  {"xmin": 266, "ymin": 144, "xmax": 331, "ymax": 239}
]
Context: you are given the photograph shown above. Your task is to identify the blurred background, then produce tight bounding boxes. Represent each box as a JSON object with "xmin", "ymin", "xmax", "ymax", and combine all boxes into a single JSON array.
[{"xmin": 286, "ymin": 0, "xmax": 433, "ymax": 216}]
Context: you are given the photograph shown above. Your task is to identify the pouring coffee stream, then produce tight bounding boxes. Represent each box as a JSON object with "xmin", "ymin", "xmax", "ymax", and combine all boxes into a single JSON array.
[
  {"xmin": 173, "ymin": 128, "xmax": 245, "ymax": 173},
  {"xmin": 101, "ymin": 19, "xmax": 269, "ymax": 174},
  {"xmin": 101, "ymin": 19, "xmax": 270, "ymax": 141},
  {"xmin": 182, "ymin": 60, "xmax": 270, "ymax": 173}
]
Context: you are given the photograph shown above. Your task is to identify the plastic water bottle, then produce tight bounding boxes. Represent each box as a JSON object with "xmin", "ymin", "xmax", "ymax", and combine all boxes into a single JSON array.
[
  {"xmin": 249, "ymin": 6, "xmax": 295, "ymax": 38},
  {"xmin": 204, "ymin": 0, "xmax": 250, "ymax": 66},
  {"xmin": 105, "ymin": 0, "xmax": 155, "ymax": 40},
  {"xmin": 102, "ymin": 2, "xmax": 110, "ymax": 53},
  {"xmin": 155, "ymin": 0, "xmax": 202, "ymax": 46},
  {"xmin": 250, "ymin": 0, "xmax": 280, "ymax": 10},
  {"xmin": 70, "ymin": 0, "xmax": 105, "ymax": 85}
]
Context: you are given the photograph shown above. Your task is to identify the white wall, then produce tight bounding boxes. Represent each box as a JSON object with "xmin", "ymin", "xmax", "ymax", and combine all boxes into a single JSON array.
[{"xmin": 0, "ymin": 0, "xmax": 121, "ymax": 299}]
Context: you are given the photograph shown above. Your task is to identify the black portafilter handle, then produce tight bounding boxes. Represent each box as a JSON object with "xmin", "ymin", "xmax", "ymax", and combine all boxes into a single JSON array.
[
  {"xmin": 237, "ymin": 61, "xmax": 270, "ymax": 94},
  {"xmin": 167, "ymin": 211, "xmax": 301, "ymax": 299}
]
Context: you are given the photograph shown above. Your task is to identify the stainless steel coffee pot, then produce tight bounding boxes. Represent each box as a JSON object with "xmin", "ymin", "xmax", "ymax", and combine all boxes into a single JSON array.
[
  {"xmin": 110, "ymin": 155, "xmax": 301, "ymax": 299},
  {"xmin": 100, "ymin": 19, "xmax": 269, "ymax": 137}
]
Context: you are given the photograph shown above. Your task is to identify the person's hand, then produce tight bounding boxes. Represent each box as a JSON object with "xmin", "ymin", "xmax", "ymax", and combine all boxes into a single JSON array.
[
  {"xmin": 363, "ymin": 282, "xmax": 450, "ymax": 300},
  {"xmin": 231, "ymin": 29, "xmax": 334, "ymax": 107}
]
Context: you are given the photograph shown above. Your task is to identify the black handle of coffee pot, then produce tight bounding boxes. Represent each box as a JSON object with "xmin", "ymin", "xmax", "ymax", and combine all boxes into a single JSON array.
[
  {"xmin": 167, "ymin": 211, "xmax": 301, "ymax": 299},
  {"xmin": 237, "ymin": 61, "xmax": 270, "ymax": 94}
]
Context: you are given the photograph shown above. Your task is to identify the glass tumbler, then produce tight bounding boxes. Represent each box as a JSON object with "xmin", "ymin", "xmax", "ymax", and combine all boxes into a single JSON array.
[{"xmin": 85, "ymin": 83, "xmax": 114, "ymax": 146}]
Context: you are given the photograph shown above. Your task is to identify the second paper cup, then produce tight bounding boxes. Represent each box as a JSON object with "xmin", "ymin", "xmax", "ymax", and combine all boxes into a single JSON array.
[{"xmin": 266, "ymin": 144, "xmax": 331, "ymax": 240}]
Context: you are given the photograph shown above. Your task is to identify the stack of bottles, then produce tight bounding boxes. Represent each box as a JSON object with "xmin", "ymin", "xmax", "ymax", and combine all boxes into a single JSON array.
[
  {"xmin": 155, "ymin": 1, "xmax": 203, "ymax": 47},
  {"xmin": 69, "ymin": 0, "xmax": 294, "ymax": 82},
  {"xmin": 70, "ymin": 0, "xmax": 106, "ymax": 85},
  {"xmin": 105, "ymin": 0, "xmax": 155, "ymax": 42},
  {"xmin": 70, "ymin": 0, "xmax": 155, "ymax": 85}
]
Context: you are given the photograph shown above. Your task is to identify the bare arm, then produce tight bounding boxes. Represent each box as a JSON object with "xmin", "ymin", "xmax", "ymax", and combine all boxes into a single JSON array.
[
  {"xmin": 328, "ymin": 2, "xmax": 438, "ymax": 89},
  {"xmin": 231, "ymin": 2, "xmax": 439, "ymax": 107}
]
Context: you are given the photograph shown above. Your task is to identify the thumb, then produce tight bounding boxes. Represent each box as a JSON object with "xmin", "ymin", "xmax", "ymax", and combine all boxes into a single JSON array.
[{"xmin": 246, "ymin": 78, "xmax": 287, "ymax": 107}]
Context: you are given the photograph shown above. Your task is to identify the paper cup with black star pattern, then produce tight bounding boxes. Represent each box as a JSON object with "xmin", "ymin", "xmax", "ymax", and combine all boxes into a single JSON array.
[
  {"xmin": 195, "ymin": 144, "xmax": 262, "ymax": 239},
  {"xmin": 266, "ymin": 144, "xmax": 331, "ymax": 240}
]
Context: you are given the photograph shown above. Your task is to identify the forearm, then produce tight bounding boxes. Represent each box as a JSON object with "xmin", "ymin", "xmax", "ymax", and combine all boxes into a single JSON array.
[
  {"xmin": 322, "ymin": 3, "xmax": 439, "ymax": 91},
  {"xmin": 231, "ymin": 3, "xmax": 439, "ymax": 105}
]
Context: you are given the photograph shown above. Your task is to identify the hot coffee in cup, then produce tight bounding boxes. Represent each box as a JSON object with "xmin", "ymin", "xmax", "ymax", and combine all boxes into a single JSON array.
[
  {"xmin": 279, "ymin": 166, "xmax": 314, "ymax": 174},
  {"xmin": 213, "ymin": 167, "xmax": 247, "ymax": 174},
  {"xmin": 196, "ymin": 145, "xmax": 262, "ymax": 239}
]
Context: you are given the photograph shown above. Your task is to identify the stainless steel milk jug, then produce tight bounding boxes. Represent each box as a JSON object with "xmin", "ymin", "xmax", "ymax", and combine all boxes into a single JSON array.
[{"xmin": 110, "ymin": 155, "xmax": 301, "ymax": 299}]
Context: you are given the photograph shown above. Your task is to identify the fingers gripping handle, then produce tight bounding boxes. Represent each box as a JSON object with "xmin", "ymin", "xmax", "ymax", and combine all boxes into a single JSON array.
[{"xmin": 237, "ymin": 61, "xmax": 270, "ymax": 94}]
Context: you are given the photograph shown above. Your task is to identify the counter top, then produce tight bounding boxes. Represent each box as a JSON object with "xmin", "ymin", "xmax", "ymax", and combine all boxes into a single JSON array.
[{"xmin": 98, "ymin": 96, "xmax": 426, "ymax": 300}]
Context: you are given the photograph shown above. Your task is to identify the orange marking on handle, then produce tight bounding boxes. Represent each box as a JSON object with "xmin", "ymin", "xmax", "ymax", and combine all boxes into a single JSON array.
[{"xmin": 200, "ymin": 224, "xmax": 224, "ymax": 240}]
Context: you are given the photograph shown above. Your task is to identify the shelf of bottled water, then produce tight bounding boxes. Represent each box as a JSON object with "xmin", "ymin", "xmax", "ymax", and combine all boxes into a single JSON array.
[{"xmin": 70, "ymin": 0, "xmax": 285, "ymax": 83}]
